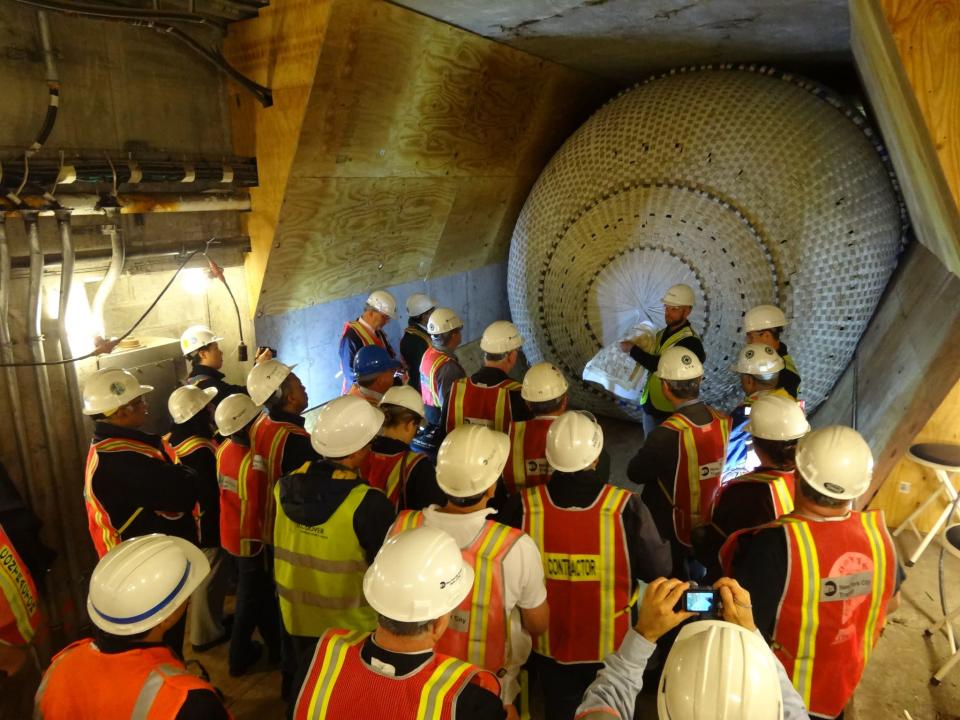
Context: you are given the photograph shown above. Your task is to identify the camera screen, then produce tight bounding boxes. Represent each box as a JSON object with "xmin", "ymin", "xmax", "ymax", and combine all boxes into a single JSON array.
[{"xmin": 685, "ymin": 590, "xmax": 716, "ymax": 612}]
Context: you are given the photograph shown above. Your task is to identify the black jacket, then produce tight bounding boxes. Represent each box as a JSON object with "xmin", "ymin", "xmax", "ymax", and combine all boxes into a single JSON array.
[
  {"xmin": 168, "ymin": 421, "xmax": 220, "ymax": 548},
  {"xmin": 370, "ymin": 436, "xmax": 445, "ymax": 511},
  {"xmin": 267, "ymin": 407, "xmax": 320, "ymax": 474},
  {"xmin": 187, "ymin": 365, "xmax": 247, "ymax": 407},
  {"xmin": 777, "ymin": 342, "xmax": 802, "ymax": 399},
  {"xmin": 400, "ymin": 323, "xmax": 430, "ymax": 393}
]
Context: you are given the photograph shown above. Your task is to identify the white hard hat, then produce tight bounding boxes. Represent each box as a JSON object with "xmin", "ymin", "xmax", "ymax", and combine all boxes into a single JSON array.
[
  {"xmin": 426, "ymin": 307, "xmax": 463, "ymax": 335},
  {"xmin": 546, "ymin": 411, "xmax": 604, "ymax": 473},
  {"xmin": 521, "ymin": 362, "xmax": 569, "ymax": 402},
  {"xmin": 731, "ymin": 343, "xmax": 785, "ymax": 376},
  {"xmin": 380, "ymin": 385, "xmax": 426, "ymax": 418},
  {"xmin": 246, "ymin": 359, "xmax": 297, "ymax": 406},
  {"xmin": 436, "ymin": 425, "xmax": 510, "ymax": 497},
  {"xmin": 657, "ymin": 620, "xmax": 784, "ymax": 720},
  {"xmin": 796, "ymin": 425, "xmax": 873, "ymax": 500},
  {"xmin": 366, "ymin": 290, "xmax": 398, "ymax": 319},
  {"xmin": 312, "ymin": 395, "xmax": 385, "ymax": 458},
  {"xmin": 748, "ymin": 394, "xmax": 809, "ymax": 441},
  {"xmin": 180, "ymin": 325, "xmax": 222, "ymax": 356},
  {"xmin": 661, "ymin": 284, "xmax": 695, "ymax": 307},
  {"xmin": 364, "ymin": 526, "xmax": 474, "ymax": 622},
  {"xmin": 82, "ymin": 368, "xmax": 154, "ymax": 416},
  {"xmin": 214, "ymin": 393, "xmax": 262, "ymax": 437},
  {"xmin": 406, "ymin": 292, "xmax": 437, "ymax": 318},
  {"xmin": 87, "ymin": 534, "xmax": 210, "ymax": 636},
  {"xmin": 480, "ymin": 320, "xmax": 524, "ymax": 353},
  {"xmin": 657, "ymin": 346, "xmax": 703, "ymax": 381},
  {"xmin": 744, "ymin": 304, "xmax": 788, "ymax": 333},
  {"xmin": 168, "ymin": 385, "xmax": 217, "ymax": 424}
]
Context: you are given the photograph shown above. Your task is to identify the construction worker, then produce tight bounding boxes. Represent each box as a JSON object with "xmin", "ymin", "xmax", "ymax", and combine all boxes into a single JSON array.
[
  {"xmin": 34, "ymin": 534, "xmax": 230, "ymax": 719},
  {"xmin": 0, "ymin": 522, "xmax": 41, "ymax": 678},
  {"xmin": 291, "ymin": 526, "xmax": 504, "ymax": 719},
  {"xmin": 401, "ymin": 292, "xmax": 436, "ymax": 393},
  {"xmin": 626, "ymin": 347, "xmax": 731, "ymax": 579},
  {"xmin": 695, "ymin": 393, "xmax": 809, "ymax": 580},
  {"xmin": 390, "ymin": 424, "xmax": 549, "ymax": 716},
  {"xmin": 722, "ymin": 343, "xmax": 793, "ymax": 482},
  {"xmin": 499, "ymin": 411, "xmax": 670, "ymax": 719},
  {"xmin": 272, "ymin": 396, "xmax": 396, "ymax": 665},
  {"xmin": 338, "ymin": 289, "xmax": 399, "ymax": 394},
  {"xmin": 417, "ymin": 307, "xmax": 467, "ymax": 456},
  {"xmin": 363, "ymin": 386, "xmax": 444, "ymax": 510},
  {"xmin": 502, "ymin": 362, "xmax": 568, "ymax": 494},
  {"xmin": 347, "ymin": 345, "xmax": 402, "ymax": 405},
  {"xmin": 180, "ymin": 324, "xmax": 270, "ymax": 405},
  {"xmin": 744, "ymin": 304, "xmax": 801, "ymax": 399},
  {"xmin": 575, "ymin": 577, "xmax": 808, "ymax": 720},
  {"xmin": 167, "ymin": 385, "xmax": 230, "ymax": 653},
  {"xmin": 443, "ymin": 320, "xmax": 529, "ymax": 434},
  {"xmin": 618, "ymin": 284, "xmax": 706, "ymax": 436},
  {"xmin": 214, "ymin": 393, "xmax": 281, "ymax": 676},
  {"xmin": 722, "ymin": 426, "xmax": 901, "ymax": 720}
]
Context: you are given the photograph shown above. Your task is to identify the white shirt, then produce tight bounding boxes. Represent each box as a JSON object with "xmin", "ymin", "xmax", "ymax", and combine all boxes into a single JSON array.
[{"xmin": 421, "ymin": 505, "xmax": 548, "ymax": 703}]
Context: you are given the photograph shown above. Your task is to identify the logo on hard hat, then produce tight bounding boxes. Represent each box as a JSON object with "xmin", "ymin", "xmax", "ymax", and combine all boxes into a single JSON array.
[
  {"xmin": 440, "ymin": 567, "xmax": 464, "ymax": 590},
  {"xmin": 745, "ymin": 349, "xmax": 755, "ymax": 359},
  {"xmin": 824, "ymin": 482, "xmax": 846, "ymax": 494},
  {"xmin": 681, "ymin": 354, "xmax": 693, "ymax": 365},
  {"xmin": 110, "ymin": 382, "xmax": 126, "ymax": 396}
]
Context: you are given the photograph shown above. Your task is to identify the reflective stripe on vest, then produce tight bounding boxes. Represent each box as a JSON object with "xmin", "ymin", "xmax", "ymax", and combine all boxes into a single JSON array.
[
  {"xmin": 171, "ymin": 436, "xmax": 218, "ymax": 459},
  {"xmin": 365, "ymin": 450, "xmax": 422, "ymax": 508},
  {"xmin": 216, "ymin": 440, "xmax": 262, "ymax": 557},
  {"xmin": 251, "ymin": 413, "xmax": 309, "ymax": 542},
  {"xmin": 420, "ymin": 347, "xmax": 455, "ymax": 408},
  {"xmin": 0, "ymin": 524, "xmax": 41, "ymax": 647},
  {"xmin": 341, "ymin": 321, "xmax": 386, "ymax": 392},
  {"xmin": 640, "ymin": 325, "xmax": 697, "ymax": 410},
  {"xmin": 274, "ymin": 479, "xmax": 375, "ymax": 636},
  {"xmin": 446, "ymin": 377, "xmax": 521, "ymax": 433},
  {"xmin": 504, "ymin": 417, "xmax": 554, "ymax": 494}
]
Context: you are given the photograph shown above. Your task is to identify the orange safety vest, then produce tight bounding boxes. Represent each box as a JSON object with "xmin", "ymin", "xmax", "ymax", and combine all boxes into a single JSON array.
[
  {"xmin": 84, "ymin": 437, "xmax": 181, "ymax": 558},
  {"xmin": 292, "ymin": 629, "xmax": 500, "ymax": 720},
  {"xmin": 659, "ymin": 407, "xmax": 731, "ymax": 547},
  {"xmin": 216, "ymin": 439, "xmax": 267, "ymax": 557},
  {"xmin": 521, "ymin": 484, "xmax": 634, "ymax": 663},
  {"xmin": 719, "ymin": 511, "xmax": 896, "ymax": 718},
  {"xmin": 251, "ymin": 413, "xmax": 309, "ymax": 543},
  {"xmin": 419, "ymin": 346, "xmax": 458, "ymax": 409},
  {"xmin": 391, "ymin": 511, "xmax": 522, "ymax": 673},
  {"xmin": 445, "ymin": 376, "xmax": 522, "ymax": 433},
  {"xmin": 34, "ymin": 638, "xmax": 228, "ymax": 720},
  {"xmin": 362, "ymin": 446, "xmax": 429, "ymax": 509},
  {"xmin": 503, "ymin": 416, "xmax": 556, "ymax": 494},
  {"xmin": 340, "ymin": 320, "xmax": 387, "ymax": 393},
  {"xmin": 0, "ymin": 523, "xmax": 41, "ymax": 647},
  {"xmin": 716, "ymin": 468, "xmax": 795, "ymax": 521}
]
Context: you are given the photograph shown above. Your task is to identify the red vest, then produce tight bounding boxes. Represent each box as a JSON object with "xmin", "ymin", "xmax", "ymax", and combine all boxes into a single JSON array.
[
  {"xmin": 251, "ymin": 413, "xmax": 309, "ymax": 542},
  {"xmin": 35, "ymin": 638, "xmax": 226, "ymax": 719},
  {"xmin": 503, "ymin": 416, "xmax": 555, "ymax": 494},
  {"xmin": 293, "ymin": 629, "xmax": 499, "ymax": 720},
  {"xmin": 216, "ymin": 439, "xmax": 267, "ymax": 557},
  {"xmin": 660, "ymin": 407, "xmax": 731, "ymax": 546},
  {"xmin": 720, "ymin": 511, "xmax": 897, "ymax": 717},
  {"xmin": 521, "ymin": 484, "xmax": 633, "ymax": 663},
  {"xmin": 84, "ymin": 437, "xmax": 180, "ymax": 557},
  {"xmin": 445, "ymin": 376, "xmax": 522, "ymax": 433},
  {"xmin": 419, "ymin": 346, "xmax": 457, "ymax": 409},
  {"xmin": 362, "ymin": 447, "xmax": 429, "ymax": 509},
  {"xmin": 391, "ymin": 511, "xmax": 522, "ymax": 673},
  {"xmin": 716, "ymin": 468, "xmax": 795, "ymax": 522},
  {"xmin": 340, "ymin": 320, "xmax": 388, "ymax": 393},
  {"xmin": 0, "ymin": 523, "xmax": 41, "ymax": 647}
]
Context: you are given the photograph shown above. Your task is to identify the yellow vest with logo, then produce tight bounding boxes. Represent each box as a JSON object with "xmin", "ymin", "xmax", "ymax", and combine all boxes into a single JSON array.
[{"xmin": 641, "ymin": 325, "xmax": 697, "ymax": 411}]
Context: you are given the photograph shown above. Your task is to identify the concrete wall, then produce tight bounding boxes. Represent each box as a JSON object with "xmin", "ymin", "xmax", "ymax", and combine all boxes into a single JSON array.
[{"xmin": 255, "ymin": 262, "xmax": 510, "ymax": 407}]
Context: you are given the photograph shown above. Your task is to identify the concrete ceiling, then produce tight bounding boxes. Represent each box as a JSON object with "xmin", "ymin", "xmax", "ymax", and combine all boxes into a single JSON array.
[{"xmin": 388, "ymin": 0, "xmax": 851, "ymax": 82}]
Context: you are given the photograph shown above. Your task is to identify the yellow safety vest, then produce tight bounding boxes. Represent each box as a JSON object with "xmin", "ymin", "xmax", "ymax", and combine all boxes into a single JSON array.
[{"xmin": 640, "ymin": 325, "xmax": 698, "ymax": 411}]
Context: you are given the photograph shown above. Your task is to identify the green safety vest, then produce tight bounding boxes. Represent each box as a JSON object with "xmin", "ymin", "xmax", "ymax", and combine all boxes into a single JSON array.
[
  {"xmin": 640, "ymin": 325, "xmax": 699, "ymax": 412},
  {"xmin": 273, "ymin": 472, "xmax": 377, "ymax": 637}
]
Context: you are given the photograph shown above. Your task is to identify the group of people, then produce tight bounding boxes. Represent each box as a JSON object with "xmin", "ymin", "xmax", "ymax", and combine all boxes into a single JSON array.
[{"xmin": 1, "ymin": 283, "xmax": 901, "ymax": 720}]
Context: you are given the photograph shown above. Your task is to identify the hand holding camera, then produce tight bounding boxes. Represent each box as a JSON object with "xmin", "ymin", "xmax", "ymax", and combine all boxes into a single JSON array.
[{"xmin": 636, "ymin": 577, "xmax": 758, "ymax": 643}]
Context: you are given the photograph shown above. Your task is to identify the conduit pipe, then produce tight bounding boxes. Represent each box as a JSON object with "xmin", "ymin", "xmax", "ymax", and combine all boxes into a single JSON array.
[
  {"xmin": 90, "ymin": 223, "xmax": 124, "ymax": 340},
  {"xmin": 54, "ymin": 210, "xmax": 87, "ymax": 446},
  {"xmin": 1, "ymin": 191, "xmax": 252, "ymax": 216}
]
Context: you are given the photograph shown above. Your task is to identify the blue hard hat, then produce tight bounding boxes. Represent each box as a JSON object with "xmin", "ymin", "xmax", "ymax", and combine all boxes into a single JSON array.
[{"xmin": 353, "ymin": 345, "xmax": 401, "ymax": 378}]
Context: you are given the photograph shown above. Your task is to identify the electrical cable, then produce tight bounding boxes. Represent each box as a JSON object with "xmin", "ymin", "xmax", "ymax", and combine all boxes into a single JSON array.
[{"xmin": 202, "ymin": 238, "xmax": 247, "ymax": 361}]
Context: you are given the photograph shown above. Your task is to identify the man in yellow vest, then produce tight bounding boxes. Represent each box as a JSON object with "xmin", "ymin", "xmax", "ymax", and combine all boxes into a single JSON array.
[
  {"xmin": 401, "ymin": 292, "xmax": 436, "ymax": 394},
  {"xmin": 338, "ymin": 290, "xmax": 400, "ymax": 394},
  {"xmin": 273, "ymin": 396, "xmax": 396, "ymax": 675},
  {"xmin": 744, "ymin": 304, "xmax": 801, "ymax": 399},
  {"xmin": 619, "ymin": 283, "xmax": 705, "ymax": 437},
  {"xmin": 390, "ymin": 425, "xmax": 549, "ymax": 719}
]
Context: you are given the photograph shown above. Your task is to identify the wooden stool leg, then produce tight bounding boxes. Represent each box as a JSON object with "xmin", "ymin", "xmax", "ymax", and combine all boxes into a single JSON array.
[{"xmin": 932, "ymin": 647, "xmax": 960, "ymax": 685}]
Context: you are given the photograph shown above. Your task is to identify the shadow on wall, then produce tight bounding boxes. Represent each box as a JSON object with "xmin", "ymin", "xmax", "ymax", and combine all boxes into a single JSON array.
[{"xmin": 255, "ymin": 262, "xmax": 511, "ymax": 407}]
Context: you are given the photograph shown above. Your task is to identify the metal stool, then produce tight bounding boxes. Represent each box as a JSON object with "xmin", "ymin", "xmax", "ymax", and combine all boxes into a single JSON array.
[
  {"xmin": 924, "ymin": 522, "xmax": 960, "ymax": 684},
  {"xmin": 893, "ymin": 443, "xmax": 960, "ymax": 567}
]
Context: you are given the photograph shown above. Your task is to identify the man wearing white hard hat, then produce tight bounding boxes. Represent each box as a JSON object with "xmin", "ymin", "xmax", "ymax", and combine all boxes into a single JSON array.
[
  {"xmin": 273, "ymin": 396, "xmax": 396, "ymax": 672},
  {"xmin": 401, "ymin": 292, "xmax": 437, "ymax": 393},
  {"xmin": 291, "ymin": 527, "xmax": 504, "ymax": 718},
  {"xmin": 722, "ymin": 426, "xmax": 901, "ymax": 720},
  {"xmin": 363, "ymin": 386, "xmax": 444, "ymax": 510},
  {"xmin": 35, "ymin": 535, "xmax": 229, "ymax": 718},
  {"xmin": 180, "ymin": 324, "xmax": 271, "ymax": 407},
  {"xmin": 338, "ymin": 289, "xmax": 400, "ymax": 394},
  {"xmin": 695, "ymin": 394, "xmax": 809, "ymax": 580},
  {"xmin": 443, "ymin": 320, "xmax": 530, "ymax": 435},
  {"xmin": 391, "ymin": 425, "xmax": 549, "ymax": 717},
  {"xmin": 744, "ymin": 304, "xmax": 801, "ymax": 399},
  {"xmin": 499, "ymin": 411, "xmax": 669, "ymax": 719},
  {"xmin": 502, "ymin": 362, "xmax": 569, "ymax": 494},
  {"xmin": 417, "ymin": 307, "xmax": 468, "ymax": 456},
  {"xmin": 627, "ymin": 347, "xmax": 730, "ymax": 579},
  {"xmin": 618, "ymin": 283, "xmax": 706, "ymax": 436}
]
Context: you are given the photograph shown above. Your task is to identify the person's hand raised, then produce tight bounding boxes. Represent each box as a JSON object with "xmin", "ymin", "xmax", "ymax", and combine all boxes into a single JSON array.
[
  {"xmin": 634, "ymin": 578, "xmax": 696, "ymax": 643},
  {"xmin": 714, "ymin": 577, "xmax": 757, "ymax": 633}
]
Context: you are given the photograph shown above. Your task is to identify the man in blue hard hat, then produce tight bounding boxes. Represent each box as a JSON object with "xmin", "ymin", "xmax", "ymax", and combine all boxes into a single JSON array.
[{"xmin": 347, "ymin": 345, "xmax": 402, "ymax": 406}]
